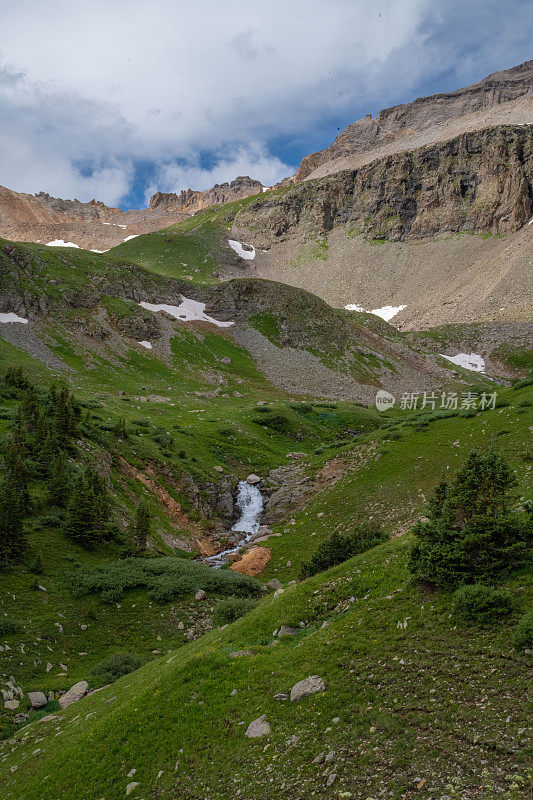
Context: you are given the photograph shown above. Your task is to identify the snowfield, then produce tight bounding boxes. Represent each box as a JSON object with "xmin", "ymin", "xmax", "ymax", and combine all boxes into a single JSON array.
[
  {"xmin": 45, "ymin": 240, "xmax": 80, "ymax": 248},
  {"xmin": 0, "ymin": 313, "xmax": 28, "ymax": 324},
  {"xmin": 139, "ymin": 298, "xmax": 234, "ymax": 328},
  {"xmin": 138, "ymin": 341, "xmax": 152, "ymax": 349},
  {"xmin": 344, "ymin": 303, "xmax": 407, "ymax": 321},
  {"xmin": 123, "ymin": 235, "xmax": 140, "ymax": 242},
  {"xmin": 440, "ymin": 353, "xmax": 486, "ymax": 372},
  {"xmin": 228, "ymin": 240, "xmax": 256, "ymax": 260}
]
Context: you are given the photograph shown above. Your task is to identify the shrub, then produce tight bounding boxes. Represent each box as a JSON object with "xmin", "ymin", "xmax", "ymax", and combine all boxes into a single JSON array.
[
  {"xmin": 0, "ymin": 617, "xmax": 21, "ymax": 635},
  {"xmin": 68, "ymin": 556, "xmax": 261, "ymax": 603},
  {"xmin": 300, "ymin": 524, "xmax": 388, "ymax": 579},
  {"xmin": 513, "ymin": 611, "xmax": 533, "ymax": 650},
  {"xmin": 408, "ymin": 450, "xmax": 531, "ymax": 589},
  {"xmin": 452, "ymin": 584, "xmax": 517, "ymax": 624},
  {"xmin": 212, "ymin": 597, "xmax": 257, "ymax": 626},
  {"xmin": 91, "ymin": 653, "xmax": 145, "ymax": 687}
]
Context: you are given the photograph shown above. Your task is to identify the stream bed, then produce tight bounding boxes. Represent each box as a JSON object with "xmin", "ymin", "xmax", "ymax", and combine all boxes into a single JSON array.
[{"xmin": 205, "ymin": 481, "xmax": 263, "ymax": 568}]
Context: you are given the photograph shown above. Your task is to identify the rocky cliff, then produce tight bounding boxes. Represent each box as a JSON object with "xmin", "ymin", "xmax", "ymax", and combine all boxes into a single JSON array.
[
  {"xmin": 149, "ymin": 176, "xmax": 264, "ymax": 213},
  {"xmin": 235, "ymin": 126, "xmax": 532, "ymax": 245},
  {"xmin": 288, "ymin": 60, "xmax": 533, "ymax": 183}
]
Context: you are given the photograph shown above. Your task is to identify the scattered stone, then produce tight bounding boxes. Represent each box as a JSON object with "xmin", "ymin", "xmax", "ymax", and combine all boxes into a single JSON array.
[
  {"xmin": 13, "ymin": 713, "xmax": 28, "ymax": 724},
  {"xmin": 58, "ymin": 680, "xmax": 88, "ymax": 709},
  {"xmin": 313, "ymin": 752, "xmax": 326, "ymax": 764},
  {"xmin": 278, "ymin": 626, "xmax": 300, "ymax": 637},
  {"xmin": 28, "ymin": 691, "xmax": 48, "ymax": 709},
  {"xmin": 274, "ymin": 588, "xmax": 285, "ymax": 598},
  {"xmin": 213, "ymin": 466, "xmax": 223, "ymax": 472},
  {"xmin": 245, "ymin": 714, "xmax": 270, "ymax": 738},
  {"xmin": 273, "ymin": 692, "xmax": 289, "ymax": 701},
  {"xmin": 37, "ymin": 585, "xmax": 47, "ymax": 592},
  {"xmin": 177, "ymin": 621, "xmax": 185, "ymax": 630},
  {"xmin": 125, "ymin": 782, "xmax": 139, "ymax": 795},
  {"xmin": 4, "ymin": 699, "xmax": 19, "ymax": 711},
  {"xmin": 127, "ymin": 768, "xmax": 137, "ymax": 778},
  {"xmin": 46, "ymin": 662, "xmax": 53, "ymax": 673},
  {"xmin": 80, "ymin": 624, "xmax": 87, "ymax": 631},
  {"xmin": 195, "ymin": 589, "xmax": 206, "ymax": 601},
  {"xmin": 246, "ymin": 473, "xmax": 261, "ymax": 485},
  {"xmin": 287, "ymin": 451, "xmax": 306, "ymax": 459},
  {"xmin": 326, "ymin": 773, "xmax": 337, "ymax": 787},
  {"xmin": 325, "ymin": 751, "xmax": 335, "ymax": 763},
  {"xmin": 290, "ymin": 675, "xmax": 326, "ymax": 702}
]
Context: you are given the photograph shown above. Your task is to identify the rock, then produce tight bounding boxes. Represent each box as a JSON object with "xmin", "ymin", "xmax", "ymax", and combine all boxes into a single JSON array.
[
  {"xmin": 45, "ymin": 662, "xmax": 53, "ymax": 672},
  {"xmin": 4, "ymin": 699, "xmax": 19, "ymax": 711},
  {"xmin": 195, "ymin": 589, "xmax": 206, "ymax": 601},
  {"xmin": 245, "ymin": 714, "xmax": 270, "ymax": 738},
  {"xmin": 28, "ymin": 691, "xmax": 48, "ymax": 709},
  {"xmin": 1, "ymin": 689, "xmax": 13, "ymax": 702},
  {"xmin": 290, "ymin": 675, "xmax": 326, "ymax": 702},
  {"xmin": 220, "ymin": 356, "xmax": 232, "ymax": 364},
  {"xmin": 177, "ymin": 621, "xmax": 185, "ymax": 630},
  {"xmin": 213, "ymin": 466, "xmax": 223, "ymax": 472},
  {"xmin": 125, "ymin": 782, "xmax": 139, "ymax": 795},
  {"xmin": 127, "ymin": 768, "xmax": 137, "ymax": 777},
  {"xmin": 313, "ymin": 752, "xmax": 326, "ymax": 764},
  {"xmin": 265, "ymin": 578, "xmax": 283, "ymax": 591},
  {"xmin": 326, "ymin": 773, "xmax": 337, "ymax": 787},
  {"xmin": 278, "ymin": 626, "xmax": 300, "ymax": 637},
  {"xmin": 273, "ymin": 692, "xmax": 289, "ymax": 701},
  {"xmin": 287, "ymin": 451, "xmax": 306, "ymax": 459},
  {"xmin": 246, "ymin": 473, "xmax": 261, "ymax": 485},
  {"xmin": 58, "ymin": 680, "xmax": 88, "ymax": 709},
  {"xmin": 324, "ymin": 750, "xmax": 335, "ymax": 763},
  {"xmin": 274, "ymin": 588, "xmax": 285, "ymax": 597},
  {"xmin": 13, "ymin": 713, "xmax": 28, "ymax": 724},
  {"xmin": 80, "ymin": 624, "xmax": 88, "ymax": 631}
]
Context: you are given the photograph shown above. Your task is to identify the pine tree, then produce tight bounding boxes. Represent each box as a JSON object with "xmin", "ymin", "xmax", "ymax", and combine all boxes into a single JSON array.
[
  {"xmin": 133, "ymin": 499, "xmax": 151, "ymax": 552},
  {"xmin": 64, "ymin": 468, "xmax": 111, "ymax": 547},
  {"xmin": 48, "ymin": 451, "xmax": 69, "ymax": 507},
  {"xmin": 0, "ymin": 480, "xmax": 26, "ymax": 564},
  {"xmin": 409, "ymin": 449, "xmax": 530, "ymax": 588}
]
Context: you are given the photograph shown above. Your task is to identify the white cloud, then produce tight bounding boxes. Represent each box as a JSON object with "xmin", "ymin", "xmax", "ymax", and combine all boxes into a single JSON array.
[{"xmin": 0, "ymin": 0, "xmax": 530, "ymax": 206}]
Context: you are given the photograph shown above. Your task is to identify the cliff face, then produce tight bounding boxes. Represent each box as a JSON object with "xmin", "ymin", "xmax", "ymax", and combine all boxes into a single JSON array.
[
  {"xmin": 290, "ymin": 60, "xmax": 533, "ymax": 183},
  {"xmin": 149, "ymin": 176, "xmax": 264, "ymax": 213},
  {"xmin": 235, "ymin": 126, "xmax": 533, "ymax": 245}
]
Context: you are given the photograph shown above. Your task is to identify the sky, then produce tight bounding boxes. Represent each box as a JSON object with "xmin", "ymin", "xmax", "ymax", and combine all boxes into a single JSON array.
[{"xmin": 0, "ymin": 0, "xmax": 531, "ymax": 210}]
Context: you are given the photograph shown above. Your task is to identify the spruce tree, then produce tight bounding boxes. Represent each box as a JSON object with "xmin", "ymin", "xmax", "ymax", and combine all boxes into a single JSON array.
[
  {"xmin": 133, "ymin": 499, "xmax": 151, "ymax": 552},
  {"xmin": 0, "ymin": 480, "xmax": 26, "ymax": 564},
  {"xmin": 409, "ymin": 449, "xmax": 530, "ymax": 588},
  {"xmin": 48, "ymin": 451, "xmax": 69, "ymax": 507},
  {"xmin": 64, "ymin": 468, "xmax": 110, "ymax": 547}
]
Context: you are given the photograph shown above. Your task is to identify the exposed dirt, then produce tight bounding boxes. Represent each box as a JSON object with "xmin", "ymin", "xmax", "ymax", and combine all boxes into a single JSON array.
[{"xmin": 230, "ymin": 546, "xmax": 271, "ymax": 576}]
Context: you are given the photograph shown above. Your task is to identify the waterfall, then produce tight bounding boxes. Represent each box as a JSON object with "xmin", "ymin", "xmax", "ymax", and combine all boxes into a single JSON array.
[
  {"xmin": 231, "ymin": 481, "xmax": 263, "ymax": 533},
  {"xmin": 205, "ymin": 480, "xmax": 263, "ymax": 567}
]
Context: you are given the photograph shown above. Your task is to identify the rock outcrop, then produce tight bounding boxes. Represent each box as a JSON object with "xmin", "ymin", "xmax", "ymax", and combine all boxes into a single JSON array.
[
  {"xmin": 149, "ymin": 176, "xmax": 264, "ymax": 213},
  {"xmin": 287, "ymin": 60, "xmax": 533, "ymax": 183},
  {"xmin": 236, "ymin": 126, "xmax": 532, "ymax": 245}
]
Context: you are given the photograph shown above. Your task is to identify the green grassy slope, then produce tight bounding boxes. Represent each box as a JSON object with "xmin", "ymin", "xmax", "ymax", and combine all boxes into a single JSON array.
[{"xmin": 1, "ymin": 526, "xmax": 530, "ymax": 800}]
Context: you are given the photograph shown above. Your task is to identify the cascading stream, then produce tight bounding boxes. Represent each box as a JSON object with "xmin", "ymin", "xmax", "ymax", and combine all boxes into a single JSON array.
[{"xmin": 205, "ymin": 481, "xmax": 263, "ymax": 567}]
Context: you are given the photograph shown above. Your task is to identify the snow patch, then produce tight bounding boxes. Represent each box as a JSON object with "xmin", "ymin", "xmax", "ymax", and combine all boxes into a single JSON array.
[
  {"xmin": 0, "ymin": 312, "xmax": 28, "ymax": 324},
  {"xmin": 228, "ymin": 240, "xmax": 255, "ymax": 260},
  {"xmin": 344, "ymin": 303, "xmax": 406, "ymax": 321},
  {"xmin": 440, "ymin": 353, "xmax": 486, "ymax": 372},
  {"xmin": 123, "ymin": 235, "xmax": 140, "ymax": 242},
  {"xmin": 138, "ymin": 340, "xmax": 152, "ymax": 349},
  {"xmin": 90, "ymin": 249, "xmax": 110, "ymax": 253},
  {"xmin": 45, "ymin": 240, "xmax": 80, "ymax": 248},
  {"xmin": 139, "ymin": 298, "xmax": 234, "ymax": 328},
  {"xmin": 262, "ymin": 187, "xmax": 271, "ymax": 193}
]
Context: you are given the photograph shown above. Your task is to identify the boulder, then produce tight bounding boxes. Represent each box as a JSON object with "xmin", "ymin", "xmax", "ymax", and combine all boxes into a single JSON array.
[
  {"xmin": 28, "ymin": 691, "xmax": 48, "ymax": 709},
  {"xmin": 246, "ymin": 474, "xmax": 261, "ymax": 485},
  {"xmin": 58, "ymin": 680, "xmax": 88, "ymax": 709},
  {"xmin": 278, "ymin": 626, "xmax": 300, "ymax": 637},
  {"xmin": 195, "ymin": 589, "xmax": 206, "ymax": 601},
  {"xmin": 245, "ymin": 714, "xmax": 270, "ymax": 738},
  {"xmin": 4, "ymin": 699, "xmax": 19, "ymax": 711},
  {"xmin": 290, "ymin": 675, "xmax": 326, "ymax": 702}
]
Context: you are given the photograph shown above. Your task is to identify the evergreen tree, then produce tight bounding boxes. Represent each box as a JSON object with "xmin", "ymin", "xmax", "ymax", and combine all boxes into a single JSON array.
[
  {"xmin": 409, "ymin": 449, "xmax": 530, "ymax": 589},
  {"xmin": 48, "ymin": 451, "xmax": 70, "ymax": 507},
  {"xmin": 0, "ymin": 480, "xmax": 26, "ymax": 564},
  {"xmin": 64, "ymin": 468, "xmax": 111, "ymax": 547},
  {"xmin": 133, "ymin": 499, "xmax": 151, "ymax": 552}
]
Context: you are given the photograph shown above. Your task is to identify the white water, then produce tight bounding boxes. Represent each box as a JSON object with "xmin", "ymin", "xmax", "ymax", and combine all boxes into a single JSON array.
[{"xmin": 205, "ymin": 481, "xmax": 263, "ymax": 567}]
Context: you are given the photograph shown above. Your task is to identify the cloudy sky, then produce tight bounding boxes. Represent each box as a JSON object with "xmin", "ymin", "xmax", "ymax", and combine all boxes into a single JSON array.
[{"xmin": 1, "ymin": 0, "xmax": 531, "ymax": 209}]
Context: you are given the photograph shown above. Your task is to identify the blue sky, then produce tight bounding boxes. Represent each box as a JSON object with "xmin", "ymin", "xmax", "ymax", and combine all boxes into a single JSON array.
[{"xmin": 0, "ymin": 0, "xmax": 531, "ymax": 210}]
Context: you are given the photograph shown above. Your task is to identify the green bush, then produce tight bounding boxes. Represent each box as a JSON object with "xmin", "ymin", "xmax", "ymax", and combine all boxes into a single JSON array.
[
  {"xmin": 409, "ymin": 450, "xmax": 531, "ymax": 589},
  {"xmin": 300, "ymin": 524, "xmax": 388, "ymax": 579},
  {"xmin": 513, "ymin": 612, "xmax": 533, "ymax": 650},
  {"xmin": 0, "ymin": 617, "xmax": 21, "ymax": 635},
  {"xmin": 91, "ymin": 653, "xmax": 145, "ymax": 687},
  {"xmin": 212, "ymin": 597, "xmax": 257, "ymax": 626},
  {"xmin": 452, "ymin": 584, "xmax": 517, "ymax": 624},
  {"xmin": 68, "ymin": 556, "xmax": 261, "ymax": 603}
]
